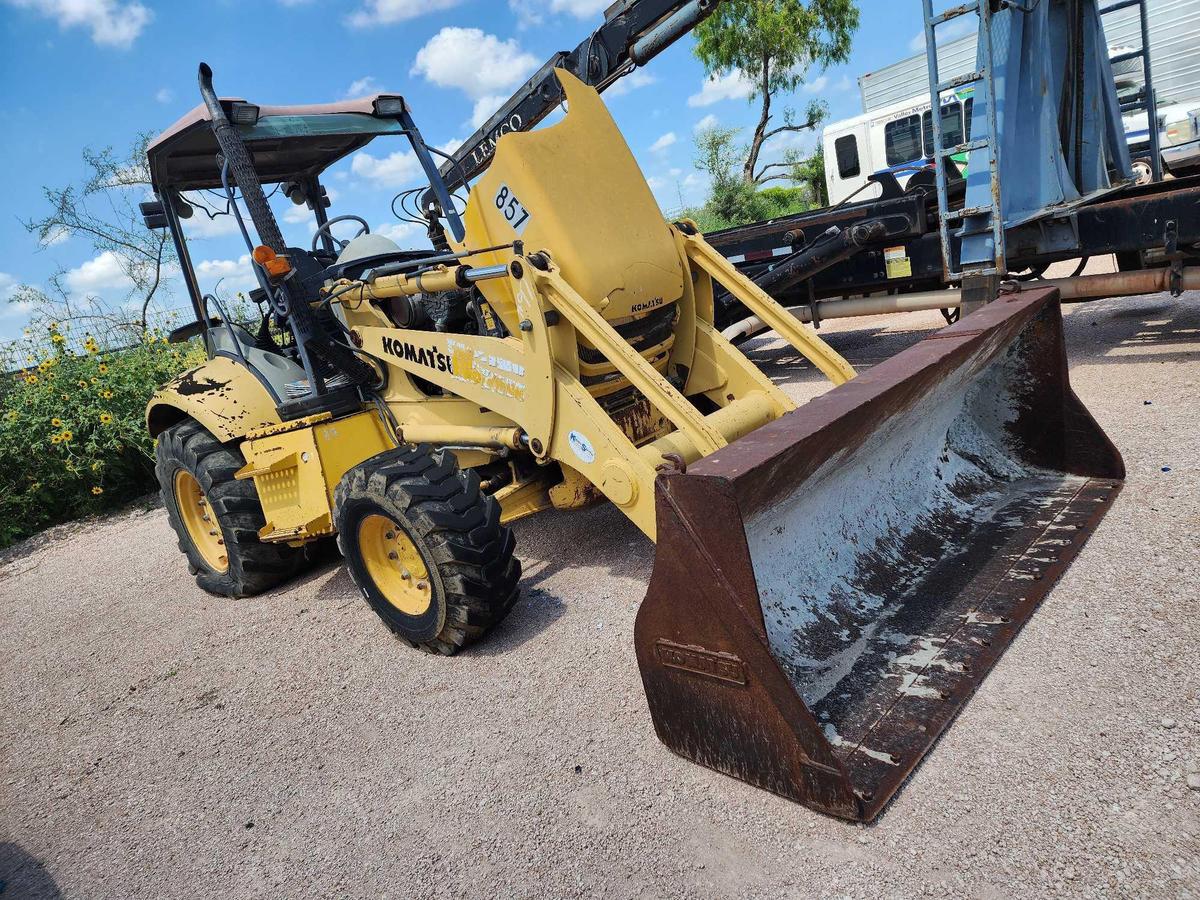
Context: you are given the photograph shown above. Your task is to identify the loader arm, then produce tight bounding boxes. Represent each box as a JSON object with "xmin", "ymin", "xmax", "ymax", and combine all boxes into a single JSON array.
[{"xmin": 442, "ymin": 0, "xmax": 724, "ymax": 191}]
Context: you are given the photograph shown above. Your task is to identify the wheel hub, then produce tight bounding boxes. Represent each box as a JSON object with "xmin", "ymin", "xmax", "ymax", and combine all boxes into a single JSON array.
[
  {"xmin": 173, "ymin": 469, "xmax": 229, "ymax": 574},
  {"xmin": 357, "ymin": 514, "xmax": 432, "ymax": 616}
]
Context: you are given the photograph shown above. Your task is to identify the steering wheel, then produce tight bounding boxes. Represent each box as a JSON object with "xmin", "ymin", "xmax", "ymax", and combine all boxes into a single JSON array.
[{"xmin": 312, "ymin": 215, "xmax": 370, "ymax": 253}]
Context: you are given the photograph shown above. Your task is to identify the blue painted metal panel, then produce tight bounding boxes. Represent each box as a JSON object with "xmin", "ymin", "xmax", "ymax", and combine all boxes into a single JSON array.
[{"xmin": 960, "ymin": 0, "xmax": 1134, "ymax": 268}]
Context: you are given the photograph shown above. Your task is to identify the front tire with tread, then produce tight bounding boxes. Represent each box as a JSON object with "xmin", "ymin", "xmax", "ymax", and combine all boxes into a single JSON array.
[{"xmin": 334, "ymin": 444, "xmax": 520, "ymax": 655}]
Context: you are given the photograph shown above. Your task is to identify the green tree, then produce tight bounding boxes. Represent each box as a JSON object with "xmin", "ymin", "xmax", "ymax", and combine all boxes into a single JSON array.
[
  {"xmin": 18, "ymin": 134, "xmax": 176, "ymax": 346},
  {"xmin": 694, "ymin": 0, "xmax": 858, "ymax": 185},
  {"xmin": 694, "ymin": 126, "xmax": 769, "ymax": 225},
  {"xmin": 784, "ymin": 142, "xmax": 829, "ymax": 206}
]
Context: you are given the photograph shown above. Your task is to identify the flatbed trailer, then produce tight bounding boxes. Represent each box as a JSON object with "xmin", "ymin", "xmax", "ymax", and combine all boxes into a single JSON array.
[{"xmin": 706, "ymin": 170, "xmax": 1200, "ymax": 335}]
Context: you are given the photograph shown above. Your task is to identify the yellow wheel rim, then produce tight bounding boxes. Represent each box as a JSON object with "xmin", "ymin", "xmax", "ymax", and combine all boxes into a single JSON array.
[
  {"xmin": 357, "ymin": 514, "xmax": 432, "ymax": 616},
  {"xmin": 173, "ymin": 469, "xmax": 229, "ymax": 574}
]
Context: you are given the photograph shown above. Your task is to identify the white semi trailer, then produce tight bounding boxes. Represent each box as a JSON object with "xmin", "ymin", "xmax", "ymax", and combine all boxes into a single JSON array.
[{"xmin": 823, "ymin": 0, "xmax": 1200, "ymax": 205}]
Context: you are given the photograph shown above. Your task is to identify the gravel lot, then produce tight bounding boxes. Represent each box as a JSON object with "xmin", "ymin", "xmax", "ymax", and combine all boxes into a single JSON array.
[{"xmin": 2, "ymin": 286, "xmax": 1197, "ymax": 899}]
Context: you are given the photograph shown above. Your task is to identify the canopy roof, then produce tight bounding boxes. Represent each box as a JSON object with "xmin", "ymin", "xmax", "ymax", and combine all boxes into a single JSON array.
[{"xmin": 146, "ymin": 95, "xmax": 409, "ymax": 192}]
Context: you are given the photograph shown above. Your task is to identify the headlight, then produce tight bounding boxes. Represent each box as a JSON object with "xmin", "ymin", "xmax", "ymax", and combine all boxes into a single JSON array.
[
  {"xmin": 229, "ymin": 102, "xmax": 260, "ymax": 126},
  {"xmin": 373, "ymin": 96, "xmax": 406, "ymax": 117}
]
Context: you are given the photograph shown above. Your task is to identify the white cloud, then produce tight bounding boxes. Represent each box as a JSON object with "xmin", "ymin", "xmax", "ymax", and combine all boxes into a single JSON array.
[
  {"xmin": 649, "ymin": 132, "xmax": 677, "ymax": 154},
  {"xmin": 7, "ymin": 0, "xmax": 151, "ymax": 49},
  {"xmin": 282, "ymin": 187, "xmax": 339, "ymax": 223},
  {"xmin": 176, "ymin": 201, "xmax": 239, "ymax": 240},
  {"xmin": 39, "ymin": 227, "xmax": 69, "ymax": 247},
  {"xmin": 411, "ymin": 27, "xmax": 538, "ymax": 101},
  {"xmin": 472, "ymin": 95, "xmax": 509, "ymax": 129},
  {"xmin": 606, "ymin": 70, "xmax": 656, "ymax": 98},
  {"xmin": 547, "ymin": 0, "xmax": 606, "ymax": 14},
  {"xmin": 835, "ymin": 74, "xmax": 854, "ymax": 92},
  {"xmin": 351, "ymin": 149, "xmax": 421, "ymax": 187},
  {"xmin": 154, "ymin": 86, "xmax": 173, "ymax": 104},
  {"xmin": 347, "ymin": 0, "xmax": 462, "ymax": 28},
  {"xmin": 508, "ymin": 0, "xmax": 606, "ymax": 21},
  {"xmin": 694, "ymin": 113, "xmax": 719, "ymax": 133},
  {"xmin": 345, "ymin": 75, "xmax": 381, "ymax": 98},
  {"xmin": 688, "ymin": 71, "xmax": 755, "ymax": 108},
  {"xmin": 0, "ymin": 272, "xmax": 34, "ymax": 319},
  {"xmin": 375, "ymin": 222, "xmax": 426, "ymax": 247},
  {"xmin": 803, "ymin": 75, "xmax": 829, "ymax": 94},
  {"xmin": 283, "ymin": 205, "xmax": 311, "ymax": 225},
  {"xmin": 195, "ymin": 255, "xmax": 257, "ymax": 295},
  {"xmin": 909, "ymin": 17, "xmax": 976, "ymax": 52},
  {"xmin": 65, "ymin": 251, "xmax": 134, "ymax": 295}
]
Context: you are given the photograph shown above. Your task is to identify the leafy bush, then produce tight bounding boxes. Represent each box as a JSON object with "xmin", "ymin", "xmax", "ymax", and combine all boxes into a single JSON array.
[
  {"xmin": 0, "ymin": 323, "xmax": 204, "ymax": 549},
  {"xmin": 682, "ymin": 126, "xmax": 823, "ymax": 233}
]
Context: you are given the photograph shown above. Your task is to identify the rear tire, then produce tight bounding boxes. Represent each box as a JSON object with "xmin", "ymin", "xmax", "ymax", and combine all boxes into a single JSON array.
[
  {"xmin": 156, "ymin": 419, "xmax": 306, "ymax": 597},
  {"xmin": 334, "ymin": 444, "xmax": 520, "ymax": 655}
]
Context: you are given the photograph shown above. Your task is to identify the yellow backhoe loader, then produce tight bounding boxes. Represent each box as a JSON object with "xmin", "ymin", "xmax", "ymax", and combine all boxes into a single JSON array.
[{"xmin": 143, "ymin": 65, "xmax": 1123, "ymax": 820}]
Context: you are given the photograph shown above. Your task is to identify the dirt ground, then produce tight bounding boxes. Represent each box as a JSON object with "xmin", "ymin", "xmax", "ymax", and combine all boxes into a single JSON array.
[{"xmin": 2, "ymin": 285, "xmax": 1197, "ymax": 899}]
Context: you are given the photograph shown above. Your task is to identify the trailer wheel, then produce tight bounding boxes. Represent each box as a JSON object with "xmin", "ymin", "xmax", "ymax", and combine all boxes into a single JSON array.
[
  {"xmin": 334, "ymin": 445, "xmax": 520, "ymax": 655},
  {"xmin": 156, "ymin": 418, "xmax": 307, "ymax": 597},
  {"xmin": 1131, "ymin": 157, "xmax": 1154, "ymax": 185}
]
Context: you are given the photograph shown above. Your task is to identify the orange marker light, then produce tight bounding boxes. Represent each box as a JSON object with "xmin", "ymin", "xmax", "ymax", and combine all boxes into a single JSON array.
[{"xmin": 253, "ymin": 245, "xmax": 292, "ymax": 278}]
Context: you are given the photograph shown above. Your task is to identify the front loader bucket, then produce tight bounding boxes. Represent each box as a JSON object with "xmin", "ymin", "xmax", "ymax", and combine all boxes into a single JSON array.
[{"xmin": 634, "ymin": 287, "xmax": 1123, "ymax": 822}]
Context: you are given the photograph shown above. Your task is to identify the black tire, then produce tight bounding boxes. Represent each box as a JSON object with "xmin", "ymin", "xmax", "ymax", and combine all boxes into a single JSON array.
[
  {"xmin": 334, "ymin": 444, "xmax": 520, "ymax": 655},
  {"xmin": 156, "ymin": 418, "xmax": 306, "ymax": 597}
]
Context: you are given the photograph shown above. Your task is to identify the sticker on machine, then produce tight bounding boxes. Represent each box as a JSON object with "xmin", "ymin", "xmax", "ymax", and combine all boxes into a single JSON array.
[
  {"xmin": 884, "ymin": 245, "xmax": 912, "ymax": 279},
  {"xmin": 494, "ymin": 183, "xmax": 531, "ymax": 235},
  {"xmin": 567, "ymin": 430, "xmax": 596, "ymax": 464}
]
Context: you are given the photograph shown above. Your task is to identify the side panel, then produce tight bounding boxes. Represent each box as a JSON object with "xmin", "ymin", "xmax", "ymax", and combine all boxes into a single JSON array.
[
  {"xmin": 238, "ymin": 411, "xmax": 395, "ymax": 543},
  {"xmin": 146, "ymin": 355, "xmax": 281, "ymax": 441}
]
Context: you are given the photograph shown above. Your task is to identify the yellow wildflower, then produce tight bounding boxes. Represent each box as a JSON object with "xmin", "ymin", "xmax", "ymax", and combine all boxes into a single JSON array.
[
  {"xmin": 90, "ymin": 377, "xmax": 98, "ymax": 385},
  {"xmin": 99, "ymin": 413, "xmax": 113, "ymax": 425},
  {"xmin": 4, "ymin": 411, "xmax": 17, "ymax": 422},
  {"xmin": 90, "ymin": 461, "xmax": 102, "ymax": 473},
  {"xmin": 98, "ymin": 363, "xmax": 108, "ymax": 374},
  {"xmin": 51, "ymin": 417, "xmax": 63, "ymax": 427},
  {"xmin": 29, "ymin": 481, "xmax": 40, "ymax": 490},
  {"xmin": 25, "ymin": 375, "xmax": 38, "ymax": 385},
  {"xmin": 91, "ymin": 486, "xmax": 104, "ymax": 496},
  {"xmin": 51, "ymin": 333, "xmax": 65, "ymax": 345},
  {"xmin": 100, "ymin": 389, "xmax": 114, "ymax": 400},
  {"xmin": 59, "ymin": 430, "xmax": 73, "ymax": 442},
  {"xmin": 77, "ymin": 380, "xmax": 88, "ymax": 388},
  {"xmin": 50, "ymin": 434, "xmax": 62, "ymax": 445}
]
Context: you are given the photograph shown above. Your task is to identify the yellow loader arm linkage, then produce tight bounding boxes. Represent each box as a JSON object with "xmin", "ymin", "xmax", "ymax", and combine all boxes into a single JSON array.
[{"xmin": 327, "ymin": 70, "xmax": 854, "ymax": 538}]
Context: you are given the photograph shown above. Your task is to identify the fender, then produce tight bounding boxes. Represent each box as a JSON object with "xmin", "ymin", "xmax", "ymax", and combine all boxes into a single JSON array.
[{"xmin": 146, "ymin": 355, "xmax": 280, "ymax": 441}]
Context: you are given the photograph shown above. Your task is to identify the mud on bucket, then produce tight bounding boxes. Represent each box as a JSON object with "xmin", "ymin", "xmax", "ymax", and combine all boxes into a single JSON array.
[{"xmin": 634, "ymin": 287, "xmax": 1123, "ymax": 822}]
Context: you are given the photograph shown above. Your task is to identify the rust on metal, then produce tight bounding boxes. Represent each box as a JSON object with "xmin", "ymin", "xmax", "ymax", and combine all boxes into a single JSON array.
[{"xmin": 634, "ymin": 286, "xmax": 1123, "ymax": 822}]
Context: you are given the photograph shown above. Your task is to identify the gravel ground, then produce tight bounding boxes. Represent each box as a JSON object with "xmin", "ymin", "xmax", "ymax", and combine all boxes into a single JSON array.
[{"xmin": 2, "ymin": 287, "xmax": 1197, "ymax": 899}]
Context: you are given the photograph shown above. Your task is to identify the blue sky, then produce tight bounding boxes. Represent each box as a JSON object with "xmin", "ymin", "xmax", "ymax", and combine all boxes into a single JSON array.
[{"xmin": 0, "ymin": 0, "xmax": 943, "ymax": 341}]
